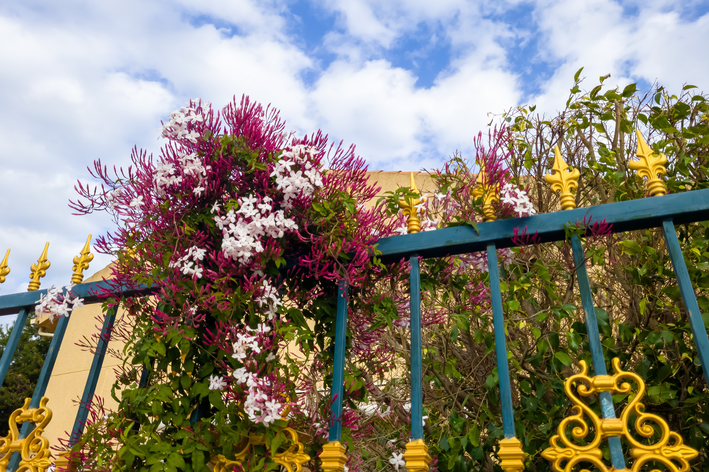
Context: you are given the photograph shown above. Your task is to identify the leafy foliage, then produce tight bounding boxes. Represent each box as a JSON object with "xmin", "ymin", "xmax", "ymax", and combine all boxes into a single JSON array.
[{"xmin": 0, "ymin": 320, "xmax": 51, "ymax": 436}]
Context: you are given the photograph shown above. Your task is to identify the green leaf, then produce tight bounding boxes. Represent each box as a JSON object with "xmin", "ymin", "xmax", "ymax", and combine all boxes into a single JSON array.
[
  {"xmin": 574, "ymin": 67, "xmax": 584, "ymax": 82},
  {"xmin": 622, "ymin": 83, "xmax": 637, "ymax": 97},
  {"xmin": 167, "ymin": 452, "xmax": 185, "ymax": 470},
  {"xmin": 554, "ymin": 352, "xmax": 573, "ymax": 367},
  {"xmin": 683, "ymin": 85, "xmax": 698, "ymax": 91}
]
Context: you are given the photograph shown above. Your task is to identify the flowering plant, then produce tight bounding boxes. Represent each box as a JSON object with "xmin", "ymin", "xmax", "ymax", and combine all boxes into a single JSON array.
[{"xmin": 69, "ymin": 96, "xmax": 402, "ymax": 471}]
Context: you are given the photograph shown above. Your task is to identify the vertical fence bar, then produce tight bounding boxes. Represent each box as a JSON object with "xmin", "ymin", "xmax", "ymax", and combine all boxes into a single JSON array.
[
  {"xmin": 321, "ymin": 280, "xmax": 349, "ymax": 472},
  {"xmin": 68, "ymin": 304, "xmax": 118, "ymax": 446},
  {"xmin": 486, "ymin": 244, "xmax": 526, "ymax": 472},
  {"xmin": 403, "ymin": 255, "xmax": 430, "ymax": 472},
  {"xmin": 328, "ymin": 280, "xmax": 348, "ymax": 443},
  {"xmin": 0, "ymin": 308, "xmax": 31, "ymax": 388},
  {"xmin": 409, "ymin": 254, "xmax": 423, "ymax": 440},
  {"xmin": 570, "ymin": 235, "xmax": 626, "ymax": 469},
  {"xmin": 7, "ymin": 313, "xmax": 71, "ymax": 472},
  {"xmin": 486, "ymin": 244, "xmax": 515, "ymax": 437},
  {"xmin": 662, "ymin": 219, "xmax": 709, "ymax": 381}
]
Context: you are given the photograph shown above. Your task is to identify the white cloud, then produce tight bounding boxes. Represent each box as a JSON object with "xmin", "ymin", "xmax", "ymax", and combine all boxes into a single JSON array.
[{"xmin": 1, "ymin": 0, "xmax": 708, "ymax": 304}]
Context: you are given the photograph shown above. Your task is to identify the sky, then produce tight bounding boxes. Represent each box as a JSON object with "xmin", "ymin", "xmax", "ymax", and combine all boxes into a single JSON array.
[{"xmin": 1, "ymin": 0, "xmax": 709, "ymax": 302}]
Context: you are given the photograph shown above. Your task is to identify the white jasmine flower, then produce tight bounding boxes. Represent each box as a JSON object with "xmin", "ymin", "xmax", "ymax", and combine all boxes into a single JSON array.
[
  {"xmin": 208, "ymin": 375, "xmax": 227, "ymax": 391},
  {"xmin": 389, "ymin": 452, "xmax": 405, "ymax": 471}
]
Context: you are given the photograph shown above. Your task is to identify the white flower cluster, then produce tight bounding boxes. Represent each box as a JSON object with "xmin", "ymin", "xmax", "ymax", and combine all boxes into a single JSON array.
[
  {"xmin": 244, "ymin": 381, "xmax": 283, "ymax": 426},
  {"xmin": 208, "ymin": 375, "xmax": 227, "ymax": 391},
  {"xmin": 214, "ymin": 195, "xmax": 298, "ymax": 264},
  {"xmin": 161, "ymin": 102, "xmax": 208, "ymax": 143},
  {"xmin": 255, "ymin": 279, "xmax": 282, "ymax": 320},
  {"xmin": 169, "ymin": 246, "xmax": 207, "ymax": 279},
  {"xmin": 501, "ymin": 183, "xmax": 536, "ymax": 217},
  {"xmin": 271, "ymin": 145, "xmax": 323, "ymax": 210},
  {"xmin": 232, "ymin": 332, "xmax": 261, "ymax": 360},
  {"xmin": 230, "ymin": 329, "xmax": 282, "ymax": 426},
  {"xmin": 459, "ymin": 248, "xmax": 513, "ymax": 273},
  {"xmin": 155, "ymin": 152, "xmax": 210, "ymax": 197},
  {"xmin": 35, "ymin": 284, "xmax": 85, "ymax": 321}
]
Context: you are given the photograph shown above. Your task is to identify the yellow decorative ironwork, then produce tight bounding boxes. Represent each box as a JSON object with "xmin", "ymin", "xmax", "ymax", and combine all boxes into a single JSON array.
[
  {"xmin": 541, "ymin": 358, "xmax": 697, "ymax": 472},
  {"xmin": 403, "ymin": 438, "xmax": 431, "ymax": 472},
  {"xmin": 629, "ymin": 131, "xmax": 668, "ymax": 197},
  {"xmin": 398, "ymin": 172, "xmax": 424, "ymax": 234},
  {"xmin": 320, "ymin": 441, "xmax": 348, "ymax": 472},
  {"xmin": 498, "ymin": 437, "xmax": 526, "ymax": 472},
  {"xmin": 71, "ymin": 235, "xmax": 94, "ymax": 284},
  {"xmin": 211, "ymin": 428, "xmax": 310, "ymax": 472},
  {"xmin": 0, "ymin": 397, "xmax": 54, "ymax": 472},
  {"xmin": 545, "ymin": 145, "xmax": 580, "ymax": 211},
  {"xmin": 28, "ymin": 243, "xmax": 50, "ymax": 292},
  {"xmin": 0, "ymin": 249, "xmax": 9, "ymax": 284},
  {"xmin": 471, "ymin": 165, "xmax": 500, "ymax": 222}
]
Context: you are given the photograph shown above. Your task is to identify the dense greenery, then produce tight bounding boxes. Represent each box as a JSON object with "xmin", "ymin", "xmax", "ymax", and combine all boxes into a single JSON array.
[
  {"xmin": 357, "ymin": 71, "xmax": 709, "ymax": 472},
  {"xmin": 0, "ymin": 320, "xmax": 51, "ymax": 436}
]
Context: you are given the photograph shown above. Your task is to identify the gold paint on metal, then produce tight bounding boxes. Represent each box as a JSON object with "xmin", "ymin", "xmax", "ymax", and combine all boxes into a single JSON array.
[
  {"xmin": 541, "ymin": 358, "xmax": 697, "ymax": 472},
  {"xmin": 0, "ymin": 397, "xmax": 54, "ymax": 472},
  {"xmin": 403, "ymin": 438, "xmax": 431, "ymax": 472},
  {"xmin": 630, "ymin": 131, "xmax": 668, "ymax": 197},
  {"xmin": 471, "ymin": 166, "xmax": 500, "ymax": 222},
  {"xmin": 398, "ymin": 172, "xmax": 424, "ymax": 233},
  {"xmin": 0, "ymin": 249, "xmax": 10, "ymax": 284},
  {"xmin": 498, "ymin": 437, "xmax": 526, "ymax": 472},
  {"xmin": 211, "ymin": 428, "xmax": 310, "ymax": 472},
  {"xmin": 71, "ymin": 235, "xmax": 94, "ymax": 284},
  {"xmin": 28, "ymin": 243, "xmax": 50, "ymax": 292},
  {"xmin": 545, "ymin": 145, "xmax": 580, "ymax": 210},
  {"xmin": 320, "ymin": 441, "xmax": 348, "ymax": 472}
]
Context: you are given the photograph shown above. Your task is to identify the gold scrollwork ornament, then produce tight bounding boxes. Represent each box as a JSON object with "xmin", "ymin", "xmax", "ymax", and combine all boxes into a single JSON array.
[
  {"xmin": 541, "ymin": 358, "xmax": 697, "ymax": 472},
  {"xmin": 211, "ymin": 428, "xmax": 310, "ymax": 472},
  {"xmin": 0, "ymin": 397, "xmax": 54, "ymax": 472}
]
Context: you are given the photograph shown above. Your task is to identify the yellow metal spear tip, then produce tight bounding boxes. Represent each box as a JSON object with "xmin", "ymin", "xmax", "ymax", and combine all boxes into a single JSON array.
[
  {"xmin": 630, "ymin": 130, "xmax": 668, "ymax": 197},
  {"xmin": 71, "ymin": 234, "xmax": 94, "ymax": 284},
  {"xmin": 545, "ymin": 145, "xmax": 579, "ymax": 211},
  {"xmin": 28, "ymin": 242, "xmax": 51, "ymax": 292},
  {"xmin": 0, "ymin": 249, "xmax": 10, "ymax": 284},
  {"xmin": 635, "ymin": 129, "xmax": 653, "ymax": 160},
  {"xmin": 409, "ymin": 171, "xmax": 419, "ymax": 194}
]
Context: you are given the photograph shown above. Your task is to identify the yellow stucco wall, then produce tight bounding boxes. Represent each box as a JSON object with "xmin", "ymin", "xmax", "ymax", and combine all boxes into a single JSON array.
[
  {"xmin": 42, "ymin": 265, "xmax": 124, "ymax": 446},
  {"xmin": 40, "ymin": 171, "xmax": 433, "ymax": 447}
]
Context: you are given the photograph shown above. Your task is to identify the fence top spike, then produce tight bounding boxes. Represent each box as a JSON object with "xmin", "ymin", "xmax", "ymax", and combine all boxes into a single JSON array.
[
  {"xmin": 471, "ymin": 164, "xmax": 500, "ymax": 222},
  {"xmin": 630, "ymin": 130, "xmax": 668, "ymax": 197},
  {"xmin": 0, "ymin": 249, "xmax": 9, "ymax": 284},
  {"xmin": 71, "ymin": 235, "xmax": 94, "ymax": 285},
  {"xmin": 28, "ymin": 242, "xmax": 50, "ymax": 292},
  {"xmin": 398, "ymin": 172, "xmax": 424, "ymax": 234},
  {"xmin": 545, "ymin": 145, "xmax": 580, "ymax": 210}
]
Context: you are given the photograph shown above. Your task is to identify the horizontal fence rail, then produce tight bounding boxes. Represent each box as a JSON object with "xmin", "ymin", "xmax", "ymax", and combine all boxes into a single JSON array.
[{"xmin": 375, "ymin": 187, "xmax": 709, "ymax": 260}]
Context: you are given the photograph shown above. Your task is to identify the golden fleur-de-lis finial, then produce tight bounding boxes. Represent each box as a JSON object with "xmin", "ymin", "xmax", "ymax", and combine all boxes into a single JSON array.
[
  {"xmin": 71, "ymin": 235, "xmax": 94, "ymax": 284},
  {"xmin": 28, "ymin": 242, "xmax": 50, "ymax": 292},
  {"xmin": 398, "ymin": 172, "xmax": 424, "ymax": 233},
  {"xmin": 471, "ymin": 165, "xmax": 500, "ymax": 222},
  {"xmin": 0, "ymin": 249, "xmax": 10, "ymax": 284},
  {"xmin": 629, "ymin": 130, "xmax": 668, "ymax": 197},
  {"xmin": 545, "ymin": 145, "xmax": 580, "ymax": 210}
]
